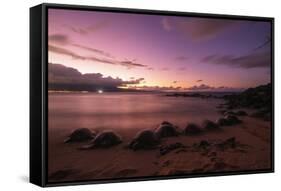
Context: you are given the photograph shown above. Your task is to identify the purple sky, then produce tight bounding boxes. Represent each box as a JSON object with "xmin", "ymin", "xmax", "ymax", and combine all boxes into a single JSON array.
[{"xmin": 48, "ymin": 8, "xmax": 271, "ymax": 92}]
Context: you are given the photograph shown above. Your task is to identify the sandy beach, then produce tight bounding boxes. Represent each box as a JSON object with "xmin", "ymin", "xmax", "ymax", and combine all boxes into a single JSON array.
[{"xmin": 48, "ymin": 93, "xmax": 272, "ymax": 182}]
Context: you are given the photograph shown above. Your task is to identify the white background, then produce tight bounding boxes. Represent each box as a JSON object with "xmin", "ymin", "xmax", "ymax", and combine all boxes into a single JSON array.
[{"xmin": 0, "ymin": 0, "xmax": 279, "ymax": 190}]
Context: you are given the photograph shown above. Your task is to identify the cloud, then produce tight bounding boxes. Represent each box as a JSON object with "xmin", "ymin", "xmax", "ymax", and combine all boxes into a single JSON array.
[
  {"xmin": 186, "ymin": 84, "xmax": 212, "ymax": 91},
  {"xmin": 119, "ymin": 60, "xmax": 147, "ymax": 68},
  {"xmin": 161, "ymin": 18, "xmax": 172, "ymax": 31},
  {"xmin": 160, "ymin": 67, "xmax": 170, "ymax": 71},
  {"xmin": 178, "ymin": 67, "xmax": 187, "ymax": 71},
  {"xmin": 201, "ymin": 51, "xmax": 271, "ymax": 69},
  {"xmin": 196, "ymin": 79, "xmax": 203, "ymax": 82},
  {"xmin": 173, "ymin": 81, "xmax": 177, "ymax": 83},
  {"xmin": 49, "ymin": 34, "xmax": 114, "ymax": 59},
  {"xmin": 175, "ymin": 56, "xmax": 189, "ymax": 61},
  {"xmin": 48, "ymin": 63, "xmax": 144, "ymax": 91},
  {"xmin": 126, "ymin": 85, "xmax": 182, "ymax": 92},
  {"xmin": 48, "ymin": 44, "xmax": 147, "ymax": 68},
  {"xmin": 161, "ymin": 17, "xmax": 240, "ymax": 41},
  {"xmin": 49, "ymin": 34, "xmax": 69, "ymax": 44},
  {"xmin": 185, "ymin": 83, "xmax": 243, "ymax": 92},
  {"xmin": 71, "ymin": 43, "xmax": 115, "ymax": 59},
  {"xmin": 253, "ymin": 36, "xmax": 271, "ymax": 51},
  {"xmin": 64, "ymin": 20, "xmax": 109, "ymax": 35}
]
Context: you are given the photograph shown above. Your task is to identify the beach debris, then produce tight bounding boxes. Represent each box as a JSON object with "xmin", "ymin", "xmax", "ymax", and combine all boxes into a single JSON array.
[
  {"xmin": 184, "ymin": 123, "xmax": 202, "ymax": 135},
  {"xmin": 159, "ymin": 142, "xmax": 185, "ymax": 155},
  {"xmin": 64, "ymin": 128, "xmax": 95, "ymax": 143},
  {"xmin": 202, "ymin": 120, "xmax": 220, "ymax": 131},
  {"xmin": 154, "ymin": 121, "xmax": 179, "ymax": 138},
  {"xmin": 80, "ymin": 131, "xmax": 122, "ymax": 149},
  {"xmin": 129, "ymin": 130, "xmax": 159, "ymax": 150}
]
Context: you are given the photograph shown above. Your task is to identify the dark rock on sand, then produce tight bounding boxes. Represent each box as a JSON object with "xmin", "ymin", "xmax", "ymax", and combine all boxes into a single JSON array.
[
  {"xmin": 154, "ymin": 121, "xmax": 179, "ymax": 138},
  {"xmin": 223, "ymin": 111, "xmax": 236, "ymax": 116},
  {"xmin": 251, "ymin": 109, "xmax": 271, "ymax": 121},
  {"xmin": 217, "ymin": 115, "xmax": 241, "ymax": 126},
  {"xmin": 64, "ymin": 128, "xmax": 95, "ymax": 143},
  {"xmin": 184, "ymin": 123, "xmax": 202, "ymax": 135},
  {"xmin": 193, "ymin": 140, "xmax": 211, "ymax": 151},
  {"xmin": 129, "ymin": 130, "xmax": 159, "ymax": 150},
  {"xmin": 160, "ymin": 142, "xmax": 185, "ymax": 155},
  {"xmin": 80, "ymin": 131, "xmax": 122, "ymax": 149},
  {"xmin": 216, "ymin": 118, "xmax": 230, "ymax": 126},
  {"xmin": 216, "ymin": 137, "xmax": 237, "ymax": 150},
  {"xmin": 224, "ymin": 115, "xmax": 241, "ymax": 125},
  {"xmin": 202, "ymin": 120, "xmax": 220, "ymax": 131},
  {"xmin": 224, "ymin": 83, "xmax": 271, "ymax": 121},
  {"xmin": 236, "ymin": 110, "xmax": 248, "ymax": 116},
  {"xmin": 224, "ymin": 110, "xmax": 247, "ymax": 116}
]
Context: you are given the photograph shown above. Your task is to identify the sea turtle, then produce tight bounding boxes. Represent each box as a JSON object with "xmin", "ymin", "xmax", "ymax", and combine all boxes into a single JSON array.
[
  {"xmin": 154, "ymin": 121, "xmax": 178, "ymax": 138},
  {"xmin": 202, "ymin": 120, "xmax": 220, "ymax": 131},
  {"xmin": 129, "ymin": 130, "xmax": 160, "ymax": 150},
  {"xmin": 80, "ymin": 131, "xmax": 122, "ymax": 149},
  {"xmin": 64, "ymin": 128, "xmax": 95, "ymax": 143},
  {"xmin": 184, "ymin": 123, "xmax": 202, "ymax": 135}
]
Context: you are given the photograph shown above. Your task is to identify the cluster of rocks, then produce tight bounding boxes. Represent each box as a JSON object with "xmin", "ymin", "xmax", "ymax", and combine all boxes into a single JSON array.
[
  {"xmin": 165, "ymin": 93, "xmax": 221, "ymax": 99},
  {"xmin": 64, "ymin": 114, "xmax": 243, "ymax": 151},
  {"xmin": 64, "ymin": 128, "xmax": 122, "ymax": 149},
  {"xmin": 223, "ymin": 83, "xmax": 272, "ymax": 121},
  {"xmin": 192, "ymin": 137, "xmax": 241, "ymax": 152}
]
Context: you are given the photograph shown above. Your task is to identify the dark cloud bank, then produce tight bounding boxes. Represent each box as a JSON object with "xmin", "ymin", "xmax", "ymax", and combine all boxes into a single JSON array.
[
  {"xmin": 48, "ymin": 63, "xmax": 144, "ymax": 91},
  {"xmin": 201, "ymin": 51, "xmax": 271, "ymax": 69}
]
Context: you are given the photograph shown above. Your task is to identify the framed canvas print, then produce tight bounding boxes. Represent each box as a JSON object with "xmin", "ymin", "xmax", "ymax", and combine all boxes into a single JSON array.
[{"xmin": 30, "ymin": 3, "xmax": 274, "ymax": 187}]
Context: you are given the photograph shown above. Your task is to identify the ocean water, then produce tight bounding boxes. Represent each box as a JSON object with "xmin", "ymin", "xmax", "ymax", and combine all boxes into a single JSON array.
[{"xmin": 48, "ymin": 92, "xmax": 223, "ymax": 130}]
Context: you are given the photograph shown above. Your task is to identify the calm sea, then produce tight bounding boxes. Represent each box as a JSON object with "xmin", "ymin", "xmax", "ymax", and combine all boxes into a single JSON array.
[{"xmin": 48, "ymin": 92, "xmax": 223, "ymax": 130}]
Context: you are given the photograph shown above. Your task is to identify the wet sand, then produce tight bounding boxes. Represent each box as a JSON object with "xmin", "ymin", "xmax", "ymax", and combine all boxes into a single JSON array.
[{"xmin": 48, "ymin": 115, "xmax": 271, "ymax": 182}]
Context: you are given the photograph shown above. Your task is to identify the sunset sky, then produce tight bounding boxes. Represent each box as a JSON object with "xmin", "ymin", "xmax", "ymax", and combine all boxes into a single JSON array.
[{"xmin": 48, "ymin": 8, "xmax": 271, "ymax": 92}]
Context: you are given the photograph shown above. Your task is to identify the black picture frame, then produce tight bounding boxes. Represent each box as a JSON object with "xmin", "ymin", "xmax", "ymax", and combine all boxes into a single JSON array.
[{"xmin": 30, "ymin": 3, "xmax": 274, "ymax": 187}]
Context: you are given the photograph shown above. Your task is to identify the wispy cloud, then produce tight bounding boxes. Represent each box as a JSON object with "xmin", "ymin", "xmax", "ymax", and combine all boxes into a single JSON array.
[
  {"xmin": 48, "ymin": 44, "xmax": 147, "ymax": 68},
  {"xmin": 63, "ymin": 20, "xmax": 109, "ymax": 35},
  {"xmin": 177, "ymin": 67, "xmax": 187, "ymax": 71},
  {"xmin": 196, "ymin": 79, "xmax": 203, "ymax": 82},
  {"xmin": 71, "ymin": 43, "xmax": 115, "ymax": 59},
  {"xmin": 201, "ymin": 51, "xmax": 271, "ymax": 69},
  {"xmin": 49, "ymin": 34, "xmax": 114, "ymax": 59},
  {"xmin": 49, "ymin": 34, "xmax": 69, "ymax": 44},
  {"xmin": 161, "ymin": 17, "xmax": 241, "ymax": 41},
  {"xmin": 175, "ymin": 56, "xmax": 189, "ymax": 61},
  {"xmin": 126, "ymin": 85, "xmax": 182, "ymax": 92},
  {"xmin": 147, "ymin": 67, "xmax": 154, "ymax": 71},
  {"xmin": 160, "ymin": 67, "xmax": 170, "ymax": 71}
]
